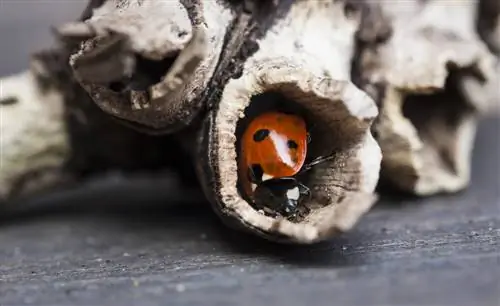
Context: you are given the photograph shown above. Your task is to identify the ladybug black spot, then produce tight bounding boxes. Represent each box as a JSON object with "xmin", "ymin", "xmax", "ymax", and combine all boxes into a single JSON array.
[
  {"xmin": 253, "ymin": 129, "xmax": 270, "ymax": 142},
  {"xmin": 287, "ymin": 140, "xmax": 298, "ymax": 149}
]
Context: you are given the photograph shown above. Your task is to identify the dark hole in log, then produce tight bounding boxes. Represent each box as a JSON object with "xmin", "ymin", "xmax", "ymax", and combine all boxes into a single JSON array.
[
  {"xmin": 401, "ymin": 68, "xmax": 473, "ymax": 174},
  {"xmin": 108, "ymin": 81, "xmax": 127, "ymax": 93},
  {"xmin": 402, "ymin": 67, "xmax": 475, "ymax": 130},
  {"xmin": 108, "ymin": 52, "xmax": 181, "ymax": 93}
]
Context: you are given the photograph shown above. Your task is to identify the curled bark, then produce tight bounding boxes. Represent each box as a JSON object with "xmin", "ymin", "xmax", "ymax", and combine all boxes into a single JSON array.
[
  {"xmin": 62, "ymin": 0, "xmax": 234, "ymax": 133},
  {"xmin": 194, "ymin": 1, "xmax": 381, "ymax": 243},
  {"xmin": 353, "ymin": 0, "xmax": 499, "ymax": 195}
]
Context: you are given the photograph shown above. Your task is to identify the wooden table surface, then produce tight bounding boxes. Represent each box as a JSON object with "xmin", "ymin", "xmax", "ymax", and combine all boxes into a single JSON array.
[{"xmin": 1, "ymin": 2, "xmax": 499, "ymax": 306}]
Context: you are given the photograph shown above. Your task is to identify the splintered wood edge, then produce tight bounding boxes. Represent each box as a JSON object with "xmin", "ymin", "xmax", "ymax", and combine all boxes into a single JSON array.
[
  {"xmin": 67, "ymin": 0, "xmax": 233, "ymax": 132},
  {"xmin": 0, "ymin": 68, "xmax": 70, "ymax": 199},
  {"xmin": 208, "ymin": 59, "xmax": 381, "ymax": 244}
]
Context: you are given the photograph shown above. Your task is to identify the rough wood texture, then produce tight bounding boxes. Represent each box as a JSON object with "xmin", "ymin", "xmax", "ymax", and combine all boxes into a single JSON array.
[
  {"xmin": 0, "ymin": 118, "xmax": 498, "ymax": 306},
  {"xmin": 0, "ymin": 0, "xmax": 499, "ymax": 244},
  {"xmin": 65, "ymin": 0, "xmax": 234, "ymax": 133},
  {"xmin": 352, "ymin": 0, "xmax": 500, "ymax": 196},
  {"xmin": 0, "ymin": 2, "xmax": 499, "ymax": 304},
  {"xmin": 0, "ymin": 0, "xmax": 384, "ymax": 243},
  {"xmin": 194, "ymin": 1, "xmax": 382, "ymax": 243}
]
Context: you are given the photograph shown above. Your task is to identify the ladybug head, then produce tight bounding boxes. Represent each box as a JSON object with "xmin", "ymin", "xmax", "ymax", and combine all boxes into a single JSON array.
[{"xmin": 252, "ymin": 177, "xmax": 310, "ymax": 219}]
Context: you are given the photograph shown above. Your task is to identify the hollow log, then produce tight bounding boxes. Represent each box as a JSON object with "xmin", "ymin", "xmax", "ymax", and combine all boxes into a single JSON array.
[
  {"xmin": 352, "ymin": 0, "xmax": 500, "ymax": 195},
  {"xmin": 0, "ymin": 0, "xmax": 498, "ymax": 243}
]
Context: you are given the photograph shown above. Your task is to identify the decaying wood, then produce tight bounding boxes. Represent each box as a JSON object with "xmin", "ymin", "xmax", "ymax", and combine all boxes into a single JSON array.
[
  {"xmin": 352, "ymin": 0, "xmax": 500, "ymax": 195},
  {"xmin": 63, "ymin": 0, "xmax": 233, "ymax": 134},
  {"xmin": 0, "ymin": 0, "xmax": 498, "ymax": 244},
  {"xmin": 194, "ymin": 1, "xmax": 381, "ymax": 243},
  {"xmin": 0, "ymin": 47, "xmax": 199, "ymax": 204}
]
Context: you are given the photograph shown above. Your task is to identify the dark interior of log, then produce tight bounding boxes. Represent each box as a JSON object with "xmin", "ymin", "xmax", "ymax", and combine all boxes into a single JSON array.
[
  {"xmin": 108, "ymin": 52, "xmax": 180, "ymax": 93},
  {"xmin": 401, "ymin": 65, "xmax": 477, "ymax": 174}
]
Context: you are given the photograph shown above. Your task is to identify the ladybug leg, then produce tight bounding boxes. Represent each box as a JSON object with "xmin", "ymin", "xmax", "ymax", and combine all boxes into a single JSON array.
[
  {"xmin": 306, "ymin": 132, "xmax": 312, "ymax": 144},
  {"xmin": 300, "ymin": 155, "xmax": 336, "ymax": 174},
  {"xmin": 297, "ymin": 182, "xmax": 311, "ymax": 197}
]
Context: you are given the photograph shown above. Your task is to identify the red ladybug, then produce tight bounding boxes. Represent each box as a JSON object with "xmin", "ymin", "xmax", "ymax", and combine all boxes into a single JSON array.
[{"xmin": 238, "ymin": 111, "xmax": 313, "ymax": 218}]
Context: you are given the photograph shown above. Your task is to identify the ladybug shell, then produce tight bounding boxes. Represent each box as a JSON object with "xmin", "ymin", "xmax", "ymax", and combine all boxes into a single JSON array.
[{"xmin": 238, "ymin": 112, "xmax": 308, "ymax": 198}]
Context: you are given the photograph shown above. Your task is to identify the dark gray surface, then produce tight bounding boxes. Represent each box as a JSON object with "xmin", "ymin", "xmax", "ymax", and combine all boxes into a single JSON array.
[{"xmin": 0, "ymin": 2, "xmax": 499, "ymax": 306}]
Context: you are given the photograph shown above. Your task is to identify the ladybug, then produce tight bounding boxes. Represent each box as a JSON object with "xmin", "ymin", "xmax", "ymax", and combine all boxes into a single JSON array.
[{"xmin": 238, "ymin": 111, "xmax": 315, "ymax": 219}]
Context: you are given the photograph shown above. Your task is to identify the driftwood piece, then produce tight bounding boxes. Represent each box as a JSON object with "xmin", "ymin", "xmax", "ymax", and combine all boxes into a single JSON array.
[
  {"xmin": 0, "ymin": 0, "xmax": 498, "ymax": 244},
  {"xmin": 193, "ymin": 1, "xmax": 381, "ymax": 243},
  {"xmin": 62, "ymin": 0, "xmax": 233, "ymax": 134},
  {"xmin": 0, "ymin": 48, "xmax": 199, "ymax": 205},
  {"xmin": 353, "ymin": 0, "xmax": 500, "ymax": 196}
]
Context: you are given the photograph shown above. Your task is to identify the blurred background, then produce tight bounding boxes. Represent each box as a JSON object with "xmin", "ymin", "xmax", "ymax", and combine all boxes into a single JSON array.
[
  {"xmin": 0, "ymin": 1, "xmax": 86, "ymax": 76},
  {"xmin": 0, "ymin": 2, "xmax": 499, "ymax": 306}
]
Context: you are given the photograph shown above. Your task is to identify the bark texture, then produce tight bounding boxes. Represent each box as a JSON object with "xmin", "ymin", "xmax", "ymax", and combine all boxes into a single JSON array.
[
  {"xmin": 63, "ymin": 0, "xmax": 233, "ymax": 133},
  {"xmin": 352, "ymin": 0, "xmax": 499, "ymax": 195},
  {"xmin": 0, "ymin": 0, "xmax": 498, "ymax": 243},
  {"xmin": 194, "ymin": 1, "xmax": 381, "ymax": 243}
]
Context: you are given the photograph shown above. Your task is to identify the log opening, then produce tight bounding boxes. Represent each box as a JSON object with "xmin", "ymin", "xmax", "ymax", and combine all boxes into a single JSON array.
[
  {"xmin": 195, "ymin": 60, "xmax": 381, "ymax": 243},
  {"xmin": 107, "ymin": 52, "xmax": 181, "ymax": 94}
]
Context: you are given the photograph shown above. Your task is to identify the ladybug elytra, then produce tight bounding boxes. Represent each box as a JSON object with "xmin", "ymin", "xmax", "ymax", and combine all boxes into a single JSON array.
[{"xmin": 238, "ymin": 111, "xmax": 330, "ymax": 219}]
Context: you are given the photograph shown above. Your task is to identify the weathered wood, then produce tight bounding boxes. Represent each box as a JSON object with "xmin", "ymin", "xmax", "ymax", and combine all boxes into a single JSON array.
[
  {"xmin": 351, "ymin": 0, "xmax": 500, "ymax": 196},
  {"xmin": 0, "ymin": 4, "xmax": 499, "ymax": 304},
  {"xmin": 193, "ymin": 1, "xmax": 382, "ymax": 243},
  {"xmin": 0, "ymin": 118, "xmax": 498, "ymax": 305},
  {"xmin": 0, "ymin": 0, "xmax": 498, "ymax": 244}
]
